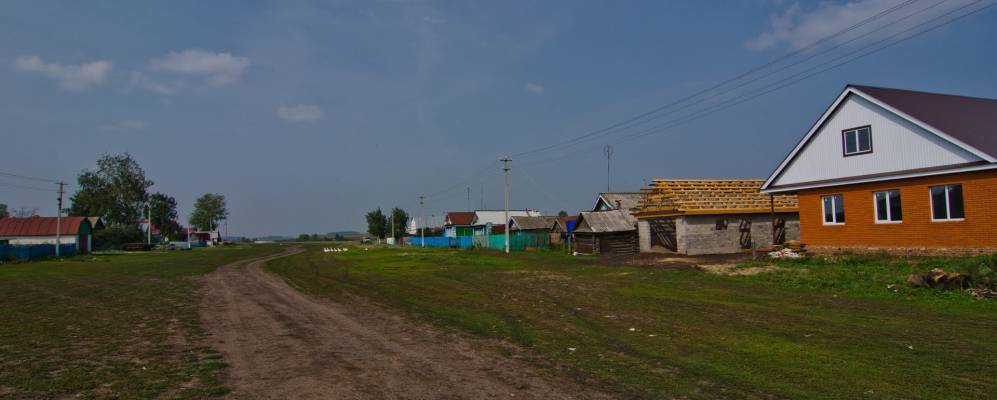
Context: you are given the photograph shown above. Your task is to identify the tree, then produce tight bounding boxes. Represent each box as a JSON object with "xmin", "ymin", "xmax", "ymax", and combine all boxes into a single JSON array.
[
  {"xmin": 297, "ymin": 233, "xmax": 311, "ymax": 242},
  {"xmin": 388, "ymin": 207, "xmax": 410, "ymax": 239},
  {"xmin": 69, "ymin": 153, "xmax": 153, "ymax": 226},
  {"xmin": 0, "ymin": 203, "xmax": 8, "ymax": 218},
  {"xmin": 190, "ymin": 193, "xmax": 228, "ymax": 231},
  {"xmin": 149, "ymin": 192, "xmax": 180, "ymax": 240},
  {"xmin": 365, "ymin": 208, "xmax": 387, "ymax": 239},
  {"xmin": 558, "ymin": 210, "xmax": 569, "ymax": 217}
]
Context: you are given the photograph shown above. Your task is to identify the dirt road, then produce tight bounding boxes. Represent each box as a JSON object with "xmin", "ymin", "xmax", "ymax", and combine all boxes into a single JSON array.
[{"xmin": 200, "ymin": 248, "xmax": 613, "ymax": 400}]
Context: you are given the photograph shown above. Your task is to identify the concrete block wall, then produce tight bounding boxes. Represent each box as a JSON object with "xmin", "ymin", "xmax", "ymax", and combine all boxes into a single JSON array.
[
  {"xmin": 675, "ymin": 213, "xmax": 800, "ymax": 255},
  {"xmin": 637, "ymin": 220, "xmax": 651, "ymax": 251}
]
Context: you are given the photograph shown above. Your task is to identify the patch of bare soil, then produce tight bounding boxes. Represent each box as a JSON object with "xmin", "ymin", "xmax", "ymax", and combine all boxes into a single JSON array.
[
  {"xmin": 698, "ymin": 264, "xmax": 783, "ymax": 276},
  {"xmin": 199, "ymin": 248, "xmax": 615, "ymax": 400}
]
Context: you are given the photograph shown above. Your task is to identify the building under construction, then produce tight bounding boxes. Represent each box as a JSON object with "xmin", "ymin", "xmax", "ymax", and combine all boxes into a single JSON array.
[{"xmin": 635, "ymin": 179, "xmax": 799, "ymax": 255}]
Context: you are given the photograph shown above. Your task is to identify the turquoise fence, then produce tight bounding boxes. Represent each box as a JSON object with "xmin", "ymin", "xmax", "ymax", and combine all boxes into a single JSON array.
[
  {"xmin": 407, "ymin": 236, "xmax": 473, "ymax": 249},
  {"xmin": 405, "ymin": 234, "xmax": 548, "ymax": 251},
  {"xmin": 0, "ymin": 244, "xmax": 77, "ymax": 261}
]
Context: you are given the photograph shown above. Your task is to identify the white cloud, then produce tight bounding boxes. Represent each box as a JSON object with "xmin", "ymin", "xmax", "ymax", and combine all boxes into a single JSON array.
[
  {"xmin": 97, "ymin": 120, "xmax": 148, "ymax": 133},
  {"xmin": 130, "ymin": 72, "xmax": 178, "ymax": 95},
  {"xmin": 525, "ymin": 82, "xmax": 545, "ymax": 94},
  {"xmin": 13, "ymin": 55, "xmax": 112, "ymax": 90},
  {"xmin": 277, "ymin": 104, "xmax": 323, "ymax": 123},
  {"xmin": 747, "ymin": 0, "xmax": 905, "ymax": 50},
  {"xmin": 150, "ymin": 49, "xmax": 250, "ymax": 85}
]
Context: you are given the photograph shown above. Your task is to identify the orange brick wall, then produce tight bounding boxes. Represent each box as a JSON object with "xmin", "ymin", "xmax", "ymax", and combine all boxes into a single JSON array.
[{"xmin": 798, "ymin": 169, "xmax": 997, "ymax": 248}]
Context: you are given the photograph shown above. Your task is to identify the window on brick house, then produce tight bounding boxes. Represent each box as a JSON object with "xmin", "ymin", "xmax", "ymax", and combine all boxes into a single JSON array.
[
  {"xmin": 930, "ymin": 184, "xmax": 964, "ymax": 221},
  {"xmin": 874, "ymin": 190, "xmax": 902, "ymax": 223},
  {"xmin": 822, "ymin": 194, "xmax": 845, "ymax": 225}
]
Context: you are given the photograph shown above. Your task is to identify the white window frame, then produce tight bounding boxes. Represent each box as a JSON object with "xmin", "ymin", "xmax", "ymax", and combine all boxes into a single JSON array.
[
  {"xmin": 929, "ymin": 184, "xmax": 965, "ymax": 222},
  {"xmin": 873, "ymin": 190, "xmax": 902, "ymax": 224},
  {"xmin": 842, "ymin": 126, "xmax": 873, "ymax": 156},
  {"xmin": 821, "ymin": 194, "xmax": 845, "ymax": 225}
]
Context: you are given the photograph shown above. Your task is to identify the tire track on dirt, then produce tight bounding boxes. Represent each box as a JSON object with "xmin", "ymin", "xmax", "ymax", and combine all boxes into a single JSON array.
[{"xmin": 200, "ymin": 247, "xmax": 614, "ymax": 399}]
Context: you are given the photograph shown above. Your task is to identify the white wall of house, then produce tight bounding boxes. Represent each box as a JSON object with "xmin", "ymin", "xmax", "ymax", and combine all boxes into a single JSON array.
[
  {"xmin": 773, "ymin": 95, "xmax": 982, "ymax": 187},
  {"xmin": 1, "ymin": 236, "xmax": 79, "ymax": 245}
]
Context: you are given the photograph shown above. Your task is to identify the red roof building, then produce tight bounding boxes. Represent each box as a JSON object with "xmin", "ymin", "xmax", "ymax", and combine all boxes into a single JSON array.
[{"xmin": 0, "ymin": 216, "xmax": 94, "ymax": 254}]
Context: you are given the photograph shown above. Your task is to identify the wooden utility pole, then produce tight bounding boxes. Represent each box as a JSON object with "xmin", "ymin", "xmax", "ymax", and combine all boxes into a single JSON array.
[
  {"xmin": 55, "ymin": 182, "xmax": 64, "ymax": 257},
  {"xmin": 147, "ymin": 203, "xmax": 152, "ymax": 245},
  {"xmin": 501, "ymin": 158, "xmax": 511, "ymax": 254},
  {"xmin": 419, "ymin": 196, "xmax": 425, "ymax": 248},
  {"xmin": 604, "ymin": 145, "xmax": 613, "ymax": 192}
]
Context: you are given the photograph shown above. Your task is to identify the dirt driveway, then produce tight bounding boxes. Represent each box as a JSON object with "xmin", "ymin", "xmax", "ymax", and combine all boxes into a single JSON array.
[{"xmin": 200, "ymin": 248, "xmax": 613, "ymax": 400}]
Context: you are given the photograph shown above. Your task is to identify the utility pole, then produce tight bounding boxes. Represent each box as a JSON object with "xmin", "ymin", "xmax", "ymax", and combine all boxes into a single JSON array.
[
  {"xmin": 501, "ymin": 158, "xmax": 511, "ymax": 254},
  {"xmin": 480, "ymin": 184, "xmax": 485, "ymax": 209},
  {"xmin": 147, "ymin": 203, "xmax": 152, "ymax": 245},
  {"xmin": 604, "ymin": 144, "xmax": 613, "ymax": 192},
  {"xmin": 55, "ymin": 182, "xmax": 64, "ymax": 257},
  {"xmin": 467, "ymin": 187, "xmax": 471, "ymax": 211},
  {"xmin": 419, "ymin": 195, "xmax": 425, "ymax": 248}
]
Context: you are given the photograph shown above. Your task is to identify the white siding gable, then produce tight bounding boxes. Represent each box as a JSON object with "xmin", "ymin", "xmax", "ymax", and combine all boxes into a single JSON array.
[{"xmin": 771, "ymin": 95, "xmax": 983, "ymax": 187}]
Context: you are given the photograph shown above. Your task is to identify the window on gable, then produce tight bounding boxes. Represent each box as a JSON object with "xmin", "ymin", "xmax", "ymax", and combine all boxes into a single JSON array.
[
  {"xmin": 822, "ymin": 194, "xmax": 845, "ymax": 224},
  {"xmin": 874, "ymin": 190, "xmax": 902, "ymax": 223},
  {"xmin": 842, "ymin": 126, "xmax": 872, "ymax": 156},
  {"xmin": 930, "ymin": 184, "xmax": 964, "ymax": 221}
]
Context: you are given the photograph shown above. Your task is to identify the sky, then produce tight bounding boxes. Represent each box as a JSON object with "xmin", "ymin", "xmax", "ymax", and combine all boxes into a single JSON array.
[{"xmin": 2, "ymin": 0, "xmax": 996, "ymax": 237}]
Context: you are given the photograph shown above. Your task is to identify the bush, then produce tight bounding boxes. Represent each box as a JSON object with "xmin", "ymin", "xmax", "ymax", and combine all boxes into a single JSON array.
[
  {"xmin": 94, "ymin": 226, "xmax": 144, "ymax": 251},
  {"xmin": 966, "ymin": 256, "xmax": 997, "ymax": 289}
]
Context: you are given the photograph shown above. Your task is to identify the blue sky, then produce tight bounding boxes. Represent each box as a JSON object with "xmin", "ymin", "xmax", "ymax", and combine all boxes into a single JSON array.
[{"xmin": 2, "ymin": 0, "xmax": 995, "ymax": 236}]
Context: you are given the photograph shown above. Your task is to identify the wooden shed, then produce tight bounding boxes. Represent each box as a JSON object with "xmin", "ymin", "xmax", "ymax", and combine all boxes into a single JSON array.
[{"xmin": 572, "ymin": 210, "xmax": 638, "ymax": 256}]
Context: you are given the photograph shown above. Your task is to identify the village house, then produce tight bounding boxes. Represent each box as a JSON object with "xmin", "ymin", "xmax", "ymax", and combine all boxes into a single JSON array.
[
  {"xmin": 761, "ymin": 85, "xmax": 997, "ymax": 252},
  {"xmin": 636, "ymin": 179, "xmax": 799, "ymax": 255},
  {"xmin": 469, "ymin": 210, "xmax": 541, "ymax": 236},
  {"xmin": 571, "ymin": 209, "xmax": 638, "ymax": 256},
  {"xmin": 593, "ymin": 192, "xmax": 644, "ymax": 212},
  {"xmin": 443, "ymin": 212, "xmax": 475, "ymax": 237},
  {"xmin": 549, "ymin": 215, "xmax": 578, "ymax": 245},
  {"xmin": 508, "ymin": 215, "xmax": 558, "ymax": 235},
  {"xmin": 0, "ymin": 216, "xmax": 94, "ymax": 254}
]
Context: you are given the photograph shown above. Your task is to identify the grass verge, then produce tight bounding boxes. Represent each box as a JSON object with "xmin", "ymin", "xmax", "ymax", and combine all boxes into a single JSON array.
[
  {"xmin": 0, "ymin": 244, "xmax": 281, "ymax": 399},
  {"xmin": 267, "ymin": 245, "xmax": 997, "ymax": 399}
]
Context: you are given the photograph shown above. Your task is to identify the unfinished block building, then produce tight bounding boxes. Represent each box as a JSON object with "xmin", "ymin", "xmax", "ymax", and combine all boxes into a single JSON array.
[{"xmin": 635, "ymin": 179, "xmax": 800, "ymax": 255}]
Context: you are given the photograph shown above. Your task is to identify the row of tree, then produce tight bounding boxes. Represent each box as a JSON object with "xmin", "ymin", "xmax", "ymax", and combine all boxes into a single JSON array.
[
  {"xmin": 2, "ymin": 153, "xmax": 230, "ymax": 249},
  {"xmin": 365, "ymin": 207, "xmax": 410, "ymax": 239}
]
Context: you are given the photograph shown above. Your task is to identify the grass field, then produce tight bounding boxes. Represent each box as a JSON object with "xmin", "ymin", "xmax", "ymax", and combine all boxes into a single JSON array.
[
  {"xmin": 0, "ymin": 244, "xmax": 281, "ymax": 400},
  {"xmin": 268, "ymin": 246, "xmax": 997, "ymax": 399}
]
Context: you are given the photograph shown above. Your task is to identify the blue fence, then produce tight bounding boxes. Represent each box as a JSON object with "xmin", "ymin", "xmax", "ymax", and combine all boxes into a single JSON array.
[
  {"xmin": 405, "ymin": 233, "xmax": 548, "ymax": 251},
  {"xmin": 0, "ymin": 244, "xmax": 77, "ymax": 261},
  {"xmin": 406, "ymin": 236, "xmax": 473, "ymax": 249}
]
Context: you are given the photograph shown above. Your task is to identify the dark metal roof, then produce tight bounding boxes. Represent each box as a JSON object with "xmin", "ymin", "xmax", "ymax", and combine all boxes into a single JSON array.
[
  {"xmin": 0, "ymin": 216, "xmax": 90, "ymax": 237},
  {"xmin": 852, "ymin": 85, "xmax": 997, "ymax": 159},
  {"xmin": 445, "ymin": 212, "xmax": 475, "ymax": 226}
]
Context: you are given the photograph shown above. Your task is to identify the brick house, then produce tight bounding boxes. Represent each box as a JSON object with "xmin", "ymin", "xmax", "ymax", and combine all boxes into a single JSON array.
[{"xmin": 761, "ymin": 85, "xmax": 997, "ymax": 251}]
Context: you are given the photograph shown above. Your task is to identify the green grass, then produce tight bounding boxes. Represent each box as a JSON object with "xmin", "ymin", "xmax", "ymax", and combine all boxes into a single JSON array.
[
  {"xmin": 0, "ymin": 244, "xmax": 282, "ymax": 400},
  {"xmin": 267, "ymin": 245, "xmax": 997, "ymax": 399}
]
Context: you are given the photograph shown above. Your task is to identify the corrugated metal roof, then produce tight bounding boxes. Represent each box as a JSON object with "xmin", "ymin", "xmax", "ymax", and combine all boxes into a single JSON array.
[
  {"xmin": 445, "ymin": 212, "xmax": 475, "ymax": 226},
  {"xmin": 0, "ymin": 216, "xmax": 90, "ymax": 237},
  {"xmin": 509, "ymin": 216, "xmax": 557, "ymax": 231},
  {"xmin": 853, "ymin": 85, "xmax": 997, "ymax": 159},
  {"xmin": 595, "ymin": 192, "xmax": 644, "ymax": 211},
  {"xmin": 472, "ymin": 210, "xmax": 541, "ymax": 226},
  {"xmin": 574, "ymin": 210, "xmax": 636, "ymax": 233},
  {"xmin": 638, "ymin": 179, "xmax": 798, "ymax": 217}
]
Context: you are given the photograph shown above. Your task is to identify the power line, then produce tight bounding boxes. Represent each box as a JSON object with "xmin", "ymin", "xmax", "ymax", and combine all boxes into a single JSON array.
[
  {"xmin": 509, "ymin": 0, "xmax": 924, "ymax": 159},
  {"xmin": 0, "ymin": 181, "xmax": 58, "ymax": 192},
  {"xmin": 0, "ymin": 170, "xmax": 68, "ymax": 185},
  {"xmin": 611, "ymin": 0, "xmax": 993, "ymax": 146},
  {"xmin": 513, "ymin": 0, "xmax": 958, "ymax": 160}
]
